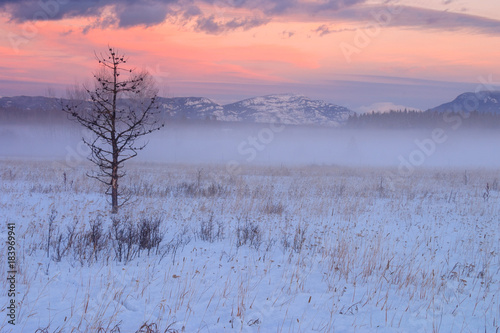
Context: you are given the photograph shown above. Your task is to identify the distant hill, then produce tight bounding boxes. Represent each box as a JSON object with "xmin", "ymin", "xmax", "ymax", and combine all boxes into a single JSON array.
[
  {"xmin": 0, "ymin": 95, "xmax": 59, "ymax": 111},
  {"xmin": 157, "ymin": 97, "xmax": 224, "ymax": 121},
  {"xmin": 0, "ymin": 94, "xmax": 353, "ymax": 127},
  {"xmin": 4, "ymin": 91, "xmax": 500, "ymax": 129},
  {"xmin": 428, "ymin": 91, "xmax": 500, "ymax": 114},
  {"xmin": 346, "ymin": 91, "xmax": 500, "ymax": 129},
  {"xmin": 221, "ymin": 94, "xmax": 353, "ymax": 127},
  {"xmin": 0, "ymin": 95, "xmax": 64, "ymax": 123}
]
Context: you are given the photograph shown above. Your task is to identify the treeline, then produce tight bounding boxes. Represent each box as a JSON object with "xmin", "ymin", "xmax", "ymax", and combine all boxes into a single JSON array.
[
  {"xmin": 0, "ymin": 105, "xmax": 67, "ymax": 124},
  {"xmin": 346, "ymin": 110, "xmax": 500, "ymax": 129},
  {"xmin": 3, "ymin": 101, "xmax": 500, "ymax": 128}
]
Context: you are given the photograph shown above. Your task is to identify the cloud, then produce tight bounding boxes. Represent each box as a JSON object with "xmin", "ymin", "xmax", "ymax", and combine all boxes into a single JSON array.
[
  {"xmin": 226, "ymin": 0, "xmax": 301, "ymax": 16},
  {"xmin": 0, "ymin": 0, "xmax": 177, "ymax": 27},
  {"xmin": 313, "ymin": 24, "xmax": 356, "ymax": 36},
  {"xmin": 115, "ymin": 3, "xmax": 171, "ymax": 28},
  {"xmin": 1, "ymin": 0, "xmax": 500, "ymax": 36},
  {"xmin": 329, "ymin": 5, "xmax": 500, "ymax": 35},
  {"xmin": 314, "ymin": 24, "xmax": 333, "ymax": 36},
  {"xmin": 0, "ymin": 0, "xmax": 365, "ymax": 28},
  {"xmin": 0, "ymin": 0, "xmax": 110, "ymax": 21},
  {"xmin": 281, "ymin": 30, "xmax": 295, "ymax": 38},
  {"xmin": 183, "ymin": 5, "xmax": 202, "ymax": 19},
  {"xmin": 399, "ymin": 7, "xmax": 500, "ymax": 35},
  {"xmin": 312, "ymin": 0, "xmax": 366, "ymax": 13},
  {"xmin": 82, "ymin": 14, "xmax": 118, "ymax": 34},
  {"xmin": 195, "ymin": 15, "xmax": 269, "ymax": 34}
]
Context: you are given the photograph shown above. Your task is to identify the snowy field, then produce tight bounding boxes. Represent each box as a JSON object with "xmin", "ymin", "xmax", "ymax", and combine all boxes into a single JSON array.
[{"xmin": 0, "ymin": 159, "xmax": 498, "ymax": 332}]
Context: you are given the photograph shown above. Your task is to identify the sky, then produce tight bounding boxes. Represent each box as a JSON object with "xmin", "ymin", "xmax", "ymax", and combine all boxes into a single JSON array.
[{"xmin": 0, "ymin": 0, "xmax": 500, "ymax": 112}]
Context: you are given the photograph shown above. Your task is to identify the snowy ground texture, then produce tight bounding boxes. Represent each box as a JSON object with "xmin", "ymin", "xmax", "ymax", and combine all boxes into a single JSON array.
[{"xmin": 0, "ymin": 160, "xmax": 499, "ymax": 332}]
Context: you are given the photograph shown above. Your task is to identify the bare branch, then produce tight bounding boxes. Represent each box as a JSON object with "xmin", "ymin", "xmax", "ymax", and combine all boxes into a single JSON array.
[{"xmin": 62, "ymin": 46, "xmax": 164, "ymax": 213}]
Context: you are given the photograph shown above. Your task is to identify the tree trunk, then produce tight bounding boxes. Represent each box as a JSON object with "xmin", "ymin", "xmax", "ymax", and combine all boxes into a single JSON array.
[
  {"xmin": 111, "ymin": 57, "xmax": 118, "ymax": 214},
  {"xmin": 111, "ymin": 156, "xmax": 118, "ymax": 214}
]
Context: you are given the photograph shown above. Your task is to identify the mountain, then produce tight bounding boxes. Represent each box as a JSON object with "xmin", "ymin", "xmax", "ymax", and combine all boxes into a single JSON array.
[
  {"xmin": 158, "ymin": 97, "xmax": 224, "ymax": 121},
  {"xmin": 158, "ymin": 94, "xmax": 353, "ymax": 126},
  {"xmin": 221, "ymin": 94, "xmax": 353, "ymax": 127},
  {"xmin": 0, "ymin": 94, "xmax": 353, "ymax": 127},
  {"xmin": 0, "ymin": 95, "xmax": 59, "ymax": 110},
  {"xmin": 429, "ymin": 91, "xmax": 500, "ymax": 114},
  {"xmin": 0, "ymin": 95, "xmax": 65, "ymax": 123},
  {"xmin": 0, "ymin": 95, "xmax": 62, "ymax": 113}
]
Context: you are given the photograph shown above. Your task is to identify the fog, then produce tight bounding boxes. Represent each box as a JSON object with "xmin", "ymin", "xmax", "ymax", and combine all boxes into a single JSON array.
[{"xmin": 1, "ymin": 121, "xmax": 499, "ymax": 171}]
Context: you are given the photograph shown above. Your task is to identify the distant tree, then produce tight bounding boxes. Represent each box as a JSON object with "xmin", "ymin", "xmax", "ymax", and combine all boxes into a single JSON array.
[{"xmin": 63, "ymin": 47, "xmax": 164, "ymax": 214}]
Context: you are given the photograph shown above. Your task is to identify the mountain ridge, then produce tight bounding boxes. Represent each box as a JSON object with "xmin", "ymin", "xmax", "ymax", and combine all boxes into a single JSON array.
[
  {"xmin": 221, "ymin": 94, "xmax": 352, "ymax": 126},
  {"xmin": 0, "ymin": 93, "xmax": 354, "ymax": 127},
  {"xmin": 428, "ymin": 90, "xmax": 500, "ymax": 114},
  {"xmin": 3, "ymin": 90, "xmax": 500, "ymax": 127}
]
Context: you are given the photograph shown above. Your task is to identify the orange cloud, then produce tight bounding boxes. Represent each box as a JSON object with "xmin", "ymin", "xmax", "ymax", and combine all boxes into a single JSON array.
[{"xmin": 1, "ymin": 2, "xmax": 499, "ymax": 104}]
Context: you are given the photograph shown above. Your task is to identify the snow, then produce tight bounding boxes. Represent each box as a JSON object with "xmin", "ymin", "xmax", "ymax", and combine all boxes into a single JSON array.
[
  {"xmin": 222, "ymin": 94, "xmax": 353, "ymax": 126},
  {"xmin": 0, "ymin": 160, "xmax": 498, "ymax": 332}
]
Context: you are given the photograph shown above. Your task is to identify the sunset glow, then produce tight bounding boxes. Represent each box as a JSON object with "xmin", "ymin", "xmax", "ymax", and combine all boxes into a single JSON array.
[{"xmin": 1, "ymin": 0, "xmax": 500, "ymax": 110}]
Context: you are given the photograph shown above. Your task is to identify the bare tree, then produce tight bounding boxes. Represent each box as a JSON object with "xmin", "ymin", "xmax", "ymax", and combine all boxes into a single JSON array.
[{"xmin": 63, "ymin": 47, "xmax": 164, "ymax": 213}]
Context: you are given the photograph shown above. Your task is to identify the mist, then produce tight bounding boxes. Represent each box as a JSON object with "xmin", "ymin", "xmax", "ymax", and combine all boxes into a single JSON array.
[{"xmin": 1, "ymin": 121, "xmax": 499, "ymax": 170}]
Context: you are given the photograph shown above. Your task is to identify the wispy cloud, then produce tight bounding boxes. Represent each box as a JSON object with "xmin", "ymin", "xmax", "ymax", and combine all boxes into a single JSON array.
[
  {"xmin": 1, "ymin": 0, "xmax": 500, "ymax": 36},
  {"xmin": 314, "ymin": 24, "xmax": 333, "ymax": 37},
  {"xmin": 313, "ymin": 24, "xmax": 357, "ymax": 36},
  {"xmin": 194, "ymin": 15, "xmax": 269, "ymax": 34},
  {"xmin": 328, "ymin": 5, "xmax": 500, "ymax": 35},
  {"xmin": 0, "ymin": 0, "xmax": 366, "ymax": 31},
  {"xmin": 281, "ymin": 30, "xmax": 295, "ymax": 38}
]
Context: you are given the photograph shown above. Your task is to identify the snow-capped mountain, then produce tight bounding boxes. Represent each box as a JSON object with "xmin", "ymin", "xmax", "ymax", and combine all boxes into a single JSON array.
[
  {"xmin": 1, "ymin": 94, "xmax": 354, "ymax": 127},
  {"xmin": 429, "ymin": 91, "xmax": 500, "ymax": 114},
  {"xmin": 158, "ymin": 97, "xmax": 224, "ymax": 121},
  {"xmin": 221, "ymin": 94, "xmax": 353, "ymax": 126}
]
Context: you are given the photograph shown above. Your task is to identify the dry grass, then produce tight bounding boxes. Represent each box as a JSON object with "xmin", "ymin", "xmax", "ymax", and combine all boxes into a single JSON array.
[{"xmin": 0, "ymin": 160, "xmax": 498, "ymax": 332}]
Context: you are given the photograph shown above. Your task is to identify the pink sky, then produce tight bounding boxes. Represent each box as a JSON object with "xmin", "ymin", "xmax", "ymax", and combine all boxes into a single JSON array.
[{"xmin": 1, "ymin": 0, "xmax": 500, "ymax": 110}]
